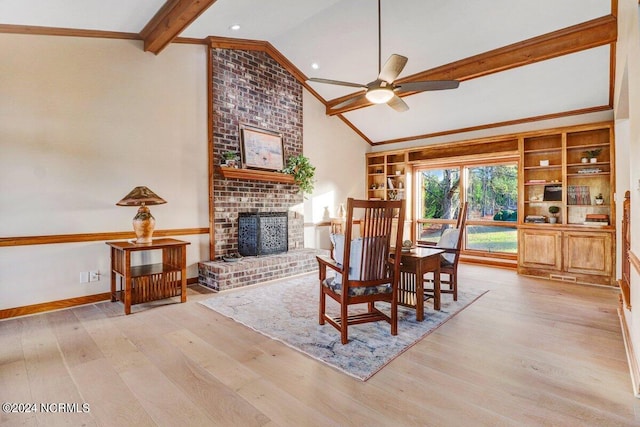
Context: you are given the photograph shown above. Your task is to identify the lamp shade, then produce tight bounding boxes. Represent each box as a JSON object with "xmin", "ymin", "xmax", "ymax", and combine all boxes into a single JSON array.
[
  {"xmin": 116, "ymin": 186, "xmax": 166, "ymax": 206},
  {"xmin": 365, "ymin": 87, "xmax": 394, "ymax": 104},
  {"xmin": 117, "ymin": 186, "xmax": 166, "ymax": 244}
]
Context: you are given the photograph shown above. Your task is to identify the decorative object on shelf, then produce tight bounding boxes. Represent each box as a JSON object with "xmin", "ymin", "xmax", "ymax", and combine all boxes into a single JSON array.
[
  {"xmin": 543, "ymin": 184, "xmax": 562, "ymax": 201},
  {"xmin": 539, "ymin": 159, "xmax": 549, "ymax": 166},
  {"xmin": 548, "ymin": 205, "xmax": 560, "ymax": 224},
  {"xmin": 222, "ymin": 150, "xmax": 238, "ymax": 167},
  {"xmin": 239, "ymin": 124, "xmax": 284, "ymax": 171},
  {"xmin": 387, "ymin": 177, "xmax": 395, "ymax": 189},
  {"xmin": 581, "ymin": 156, "xmax": 589, "ymax": 163},
  {"xmin": 567, "ymin": 185, "xmax": 591, "ymax": 205},
  {"xmin": 282, "ymin": 154, "xmax": 316, "ymax": 195},
  {"xmin": 583, "ymin": 213, "xmax": 609, "ymax": 226},
  {"xmin": 582, "ymin": 148, "xmax": 602, "ymax": 164},
  {"xmin": 336, "ymin": 203, "xmax": 346, "ymax": 220},
  {"xmin": 116, "ymin": 186, "xmax": 167, "ymax": 244},
  {"xmin": 525, "ymin": 215, "xmax": 546, "ymax": 223},
  {"xmin": 595, "ymin": 193, "xmax": 604, "ymax": 205},
  {"xmin": 577, "ymin": 167, "xmax": 602, "ymax": 174},
  {"xmin": 401, "ymin": 239, "xmax": 413, "ymax": 252}
]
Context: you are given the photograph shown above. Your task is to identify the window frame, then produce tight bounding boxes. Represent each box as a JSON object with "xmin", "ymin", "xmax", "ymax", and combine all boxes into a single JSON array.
[{"xmin": 412, "ymin": 155, "xmax": 519, "ymax": 260}]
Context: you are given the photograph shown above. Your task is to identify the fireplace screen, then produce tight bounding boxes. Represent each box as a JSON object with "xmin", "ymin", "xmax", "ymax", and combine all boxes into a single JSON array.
[{"xmin": 238, "ymin": 212, "xmax": 288, "ymax": 256}]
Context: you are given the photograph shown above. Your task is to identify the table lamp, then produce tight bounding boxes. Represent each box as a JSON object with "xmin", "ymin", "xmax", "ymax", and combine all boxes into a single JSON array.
[{"xmin": 116, "ymin": 186, "xmax": 166, "ymax": 244}]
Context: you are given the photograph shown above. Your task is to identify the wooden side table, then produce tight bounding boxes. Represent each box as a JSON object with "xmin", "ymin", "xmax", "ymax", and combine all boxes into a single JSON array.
[{"xmin": 106, "ymin": 238, "xmax": 190, "ymax": 315}]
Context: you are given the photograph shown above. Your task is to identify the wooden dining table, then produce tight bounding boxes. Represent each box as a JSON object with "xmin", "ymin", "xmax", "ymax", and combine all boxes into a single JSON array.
[{"xmin": 395, "ymin": 247, "xmax": 444, "ymax": 321}]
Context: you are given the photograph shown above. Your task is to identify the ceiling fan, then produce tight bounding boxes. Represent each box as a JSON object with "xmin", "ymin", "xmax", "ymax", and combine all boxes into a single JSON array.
[{"xmin": 307, "ymin": 0, "xmax": 459, "ymax": 112}]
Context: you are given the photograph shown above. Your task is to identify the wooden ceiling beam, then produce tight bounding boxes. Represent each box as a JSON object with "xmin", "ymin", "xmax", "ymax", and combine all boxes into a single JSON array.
[
  {"xmin": 141, "ymin": 0, "xmax": 218, "ymax": 54},
  {"xmin": 326, "ymin": 15, "xmax": 617, "ymax": 116}
]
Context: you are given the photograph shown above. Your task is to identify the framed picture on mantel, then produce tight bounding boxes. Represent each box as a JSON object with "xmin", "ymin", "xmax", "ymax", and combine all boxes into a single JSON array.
[{"xmin": 239, "ymin": 124, "xmax": 285, "ymax": 171}]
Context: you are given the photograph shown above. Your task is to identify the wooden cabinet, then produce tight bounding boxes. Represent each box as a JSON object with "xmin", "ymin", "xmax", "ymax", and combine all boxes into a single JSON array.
[
  {"xmin": 518, "ymin": 122, "xmax": 615, "ymax": 285},
  {"xmin": 564, "ymin": 230, "xmax": 613, "ymax": 278},
  {"xmin": 366, "ymin": 152, "xmax": 413, "ymax": 241},
  {"xmin": 366, "ymin": 151, "xmax": 410, "ymax": 202},
  {"xmin": 518, "ymin": 226, "xmax": 614, "ymax": 285},
  {"xmin": 518, "ymin": 228, "xmax": 563, "ymax": 270}
]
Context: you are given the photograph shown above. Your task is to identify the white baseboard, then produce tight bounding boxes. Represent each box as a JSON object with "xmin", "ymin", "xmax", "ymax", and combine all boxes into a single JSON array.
[{"xmin": 618, "ymin": 304, "xmax": 640, "ymax": 398}]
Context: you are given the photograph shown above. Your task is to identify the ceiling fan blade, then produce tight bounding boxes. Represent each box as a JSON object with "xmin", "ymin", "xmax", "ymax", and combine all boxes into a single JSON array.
[
  {"xmin": 330, "ymin": 93, "xmax": 368, "ymax": 110},
  {"xmin": 387, "ymin": 95, "xmax": 409, "ymax": 112},
  {"xmin": 378, "ymin": 54, "xmax": 408, "ymax": 83},
  {"xmin": 307, "ymin": 78, "xmax": 365, "ymax": 89},
  {"xmin": 395, "ymin": 80, "xmax": 460, "ymax": 93}
]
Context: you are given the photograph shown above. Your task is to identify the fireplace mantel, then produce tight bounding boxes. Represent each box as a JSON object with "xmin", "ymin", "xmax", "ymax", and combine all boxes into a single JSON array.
[{"xmin": 217, "ymin": 166, "xmax": 295, "ymax": 184}]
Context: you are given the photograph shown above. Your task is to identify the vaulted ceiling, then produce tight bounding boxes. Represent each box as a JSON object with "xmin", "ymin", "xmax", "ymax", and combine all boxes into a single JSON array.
[{"xmin": 0, "ymin": 0, "xmax": 617, "ymax": 145}]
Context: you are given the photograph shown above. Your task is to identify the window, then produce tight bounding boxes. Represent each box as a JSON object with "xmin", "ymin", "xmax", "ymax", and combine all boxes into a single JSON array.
[
  {"xmin": 415, "ymin": 167, "xmax": 461, "ymax": 243},
  {"xmin": 465, "ymin": 164, "xmax": 518, "ymax": 254},
  {"xmin": 415, "ymin": 160, "xmax": 518, "ymax": 256}
]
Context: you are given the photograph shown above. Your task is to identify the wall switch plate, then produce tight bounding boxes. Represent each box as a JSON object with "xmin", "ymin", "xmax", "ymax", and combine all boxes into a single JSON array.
[
  {"xmin": 89, "ymin": 271, "xmax": 100, "ymax": 282},
  {"xmin": 80, "ymin": 272, "xmax": 89, "ymax": 283}
]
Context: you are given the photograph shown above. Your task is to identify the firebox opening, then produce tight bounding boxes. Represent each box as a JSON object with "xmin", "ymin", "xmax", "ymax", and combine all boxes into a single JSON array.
[{"xmin": 238, "ymin": 212, "xmax": 288, "ymax": 256}]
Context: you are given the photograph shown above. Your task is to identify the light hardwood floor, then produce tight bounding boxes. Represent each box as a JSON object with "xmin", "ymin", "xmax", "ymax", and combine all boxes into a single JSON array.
[{"xmin": 1, "ymin": 265, "xmax": 639, "ymax": 426}]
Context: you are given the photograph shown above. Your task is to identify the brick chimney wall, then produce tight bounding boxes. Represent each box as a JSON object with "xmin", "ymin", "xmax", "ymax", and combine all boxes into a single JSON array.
[{"xmin": 211, "ymin": 48, "xmax": 304, "ymax": 258}]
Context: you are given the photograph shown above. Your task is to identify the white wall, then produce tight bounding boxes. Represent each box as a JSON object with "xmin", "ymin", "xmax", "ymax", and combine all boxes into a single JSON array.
[
  {"xmin": 614, "ymin": 0, "xmax": 640, "ymax": 394},
  {"xmin": 0, "ymin": 34, "xmax": 209, "ymax": 309},
  {"xmin": 302, "ymin": 89, "xmax": 368, "ymax": 249}
]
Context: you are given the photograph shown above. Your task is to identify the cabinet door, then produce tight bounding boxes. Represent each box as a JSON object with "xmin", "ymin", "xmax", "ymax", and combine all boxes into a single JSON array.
[
  {"xmin": 564, "ymin": 231, "xmax": 612, "ymax": 277},
  {"xmin": 518, "ymin": 229, "xmax": 562, "ymax": 270}
]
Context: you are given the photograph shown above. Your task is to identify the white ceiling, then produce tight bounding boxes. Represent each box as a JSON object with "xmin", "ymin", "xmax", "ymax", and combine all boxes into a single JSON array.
[{"xmin": 0, "ymin": 0, "xmax": 614, "ymax": 144}]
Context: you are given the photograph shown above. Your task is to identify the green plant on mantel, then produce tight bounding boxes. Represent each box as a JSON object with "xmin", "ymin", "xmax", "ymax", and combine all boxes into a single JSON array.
[
  {"xmin": 282, "ymin": 154, "xmax": 315, "ymax": 195},
  {"xmin": 223, "ymin": 150, "xmax": 238, "ymax": 160}
]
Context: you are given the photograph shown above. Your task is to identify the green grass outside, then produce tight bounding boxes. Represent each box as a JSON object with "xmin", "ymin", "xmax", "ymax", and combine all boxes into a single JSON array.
[{"xmin": 466, "ymin": 225, "xmax": 517, "ymax": 253}]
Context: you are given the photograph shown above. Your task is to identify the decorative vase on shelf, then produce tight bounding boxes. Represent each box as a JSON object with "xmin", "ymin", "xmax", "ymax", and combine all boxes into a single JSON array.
[
  {"xmin": 581, "ymin": 157, "xmax": 588, "ymax": 163},
  {"xmin": 336, "ymin": 203, "xmax": 346, "ymax": 220},
  {"xmin": 590, "ymin": 157, "xmax": 597, "ymax": 164}
]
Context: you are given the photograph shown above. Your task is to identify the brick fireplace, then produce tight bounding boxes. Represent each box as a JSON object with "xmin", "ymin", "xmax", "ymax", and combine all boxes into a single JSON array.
[{"xmin": 198, "ymin": 46, "xmax": 325, "ymax": 291}]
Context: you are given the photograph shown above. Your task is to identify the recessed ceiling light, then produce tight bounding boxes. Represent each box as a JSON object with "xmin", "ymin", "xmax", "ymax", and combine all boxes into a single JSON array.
[
  {"xmin": 229, "ymin": 24, "xmax": 240, "ymax": 31},
  {"xmin": 311, "ymin": 63, "xmax": 319, "ymax": 70}
]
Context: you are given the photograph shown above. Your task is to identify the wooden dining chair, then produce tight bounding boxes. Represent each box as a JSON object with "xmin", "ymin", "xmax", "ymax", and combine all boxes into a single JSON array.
[
  {"xmin": 317, "ymin": 198, "xmax": 405, "ymax": 344},
  {"xmin": 423, "ymin": 202, "xmax": 468, "ymax": 301}
]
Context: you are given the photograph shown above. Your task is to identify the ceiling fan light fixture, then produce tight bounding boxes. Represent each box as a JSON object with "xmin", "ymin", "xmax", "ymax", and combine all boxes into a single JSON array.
[{"xmin": 365, "ymin": 87, "xmax": 394, "ymax": 104}]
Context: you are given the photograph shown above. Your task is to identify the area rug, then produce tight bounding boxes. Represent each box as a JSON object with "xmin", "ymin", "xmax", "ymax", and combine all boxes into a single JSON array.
[{"xmin": 199, "ymin": 273, "xmax": 487, "ymax": 381}]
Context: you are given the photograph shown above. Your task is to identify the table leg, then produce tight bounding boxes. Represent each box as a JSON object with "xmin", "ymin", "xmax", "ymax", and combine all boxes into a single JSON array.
[
  {"xmin": 180, "ymin": 246, "xmax": 187, "ymax": 303},
  {"xmin": 415, "ymin": 264, "xmax": 424, "ymax": 322},
  {"xmin": 110, "ymin": 248, "xmax": 117, "ymax": 302},
  {"xmin": 433, "ymin": 264, "xmax": 441, "ymax": 311},
  {"xmin": 124, "ymin": 251, "xmax": 131, "ymax": 315}
]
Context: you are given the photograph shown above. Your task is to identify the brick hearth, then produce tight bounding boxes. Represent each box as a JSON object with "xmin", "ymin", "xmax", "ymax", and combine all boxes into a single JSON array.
[{"xmin": 198, "ymin": 248, "xmax": 328, "ymax": 291}]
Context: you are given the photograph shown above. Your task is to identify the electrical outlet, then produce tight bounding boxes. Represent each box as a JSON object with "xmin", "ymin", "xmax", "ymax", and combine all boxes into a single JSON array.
[
  {"xmin": 80, "ymin": 272, "xmax": 89, "ymax": 283},
  {"xmin": 89, "ymin": 271, "xmax": 100, "ymax": 282}
]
